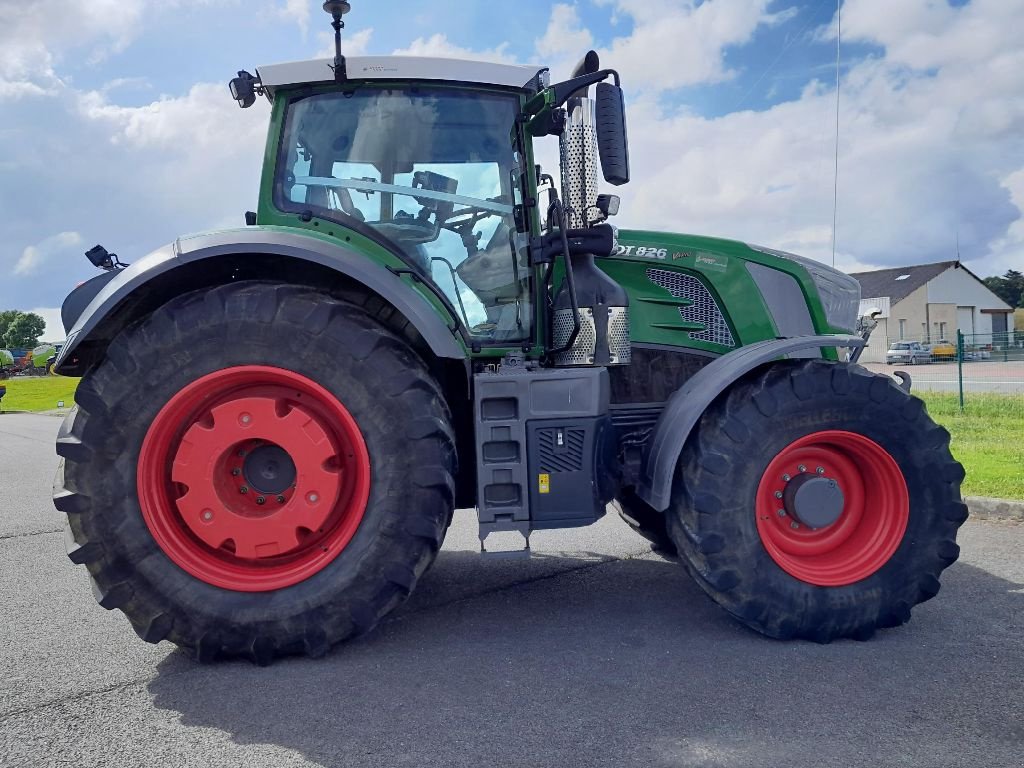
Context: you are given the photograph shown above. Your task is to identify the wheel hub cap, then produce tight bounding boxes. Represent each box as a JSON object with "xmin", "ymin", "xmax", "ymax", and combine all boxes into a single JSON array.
[
  {"xmin": 783, "ymin": 474, "xmax": 845, "ymax": 529},
  {"xmin": 243, "ymin": 444, "xmax": 296, "ymax": 495}
]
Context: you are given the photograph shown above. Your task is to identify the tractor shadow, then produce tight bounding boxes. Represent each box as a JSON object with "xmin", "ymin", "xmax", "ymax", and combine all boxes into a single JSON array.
[{"xmin": 148, "ymin": 551, "xmax": 1024, "ymax": 767}]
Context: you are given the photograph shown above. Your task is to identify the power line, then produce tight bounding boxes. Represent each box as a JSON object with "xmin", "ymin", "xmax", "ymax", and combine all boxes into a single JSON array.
[{"xmin": 831, "ymin": 0, "xmax": 842, "ymax": 267}]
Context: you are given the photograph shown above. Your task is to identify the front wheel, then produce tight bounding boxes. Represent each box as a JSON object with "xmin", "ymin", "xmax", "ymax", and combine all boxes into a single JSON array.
[
  {"xmin": 667, "ymin": 360, "xmax": 966, "ymax": 642},
  {"xmin": 55, "ymin": 282, "xmax": 456, "ymax": 663}
]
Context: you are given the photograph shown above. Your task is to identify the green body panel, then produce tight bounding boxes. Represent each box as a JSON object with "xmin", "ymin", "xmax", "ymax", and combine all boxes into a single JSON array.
[
  {"xmin": 0, "ymin": 349, "xmax": 13, "ymax": 367},
  {"xmin": 605, "ymin": 230, "xmax": 839, "ymax": 359}
]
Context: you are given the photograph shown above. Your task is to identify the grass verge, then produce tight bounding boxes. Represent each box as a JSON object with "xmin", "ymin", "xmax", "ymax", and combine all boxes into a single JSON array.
[
  {"xmin": 1, "ymin": 377, "xmax": 1019, "ymax": 500},
  {"xmin": 918, "ymin": 391, "xmax": 1024, "ymax": 501},
  {"xmin": 0, "ymin": 376, "xmax": 80, "ymax": 413}
]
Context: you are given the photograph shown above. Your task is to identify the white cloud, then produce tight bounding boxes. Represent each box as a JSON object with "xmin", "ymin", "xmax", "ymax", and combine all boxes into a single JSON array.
[
  {"xmin": 279, "ymin": 0, "xmax": 312, "ymax": 35},
  {"xmin": 0, "ymin": 0, "xmax": 238, "ymax": 101},
  {"xmin": 392, "ymin": 34, "xmax": 516, "ymax": 64},
  {"xmin": 594, "ymin": 0, "xmax": 786, "ymax": 92},
  {"xmin": 316, "ymin": 27, "xmax": 375, "ymax": 58},
  {"xmin": 77, "ymin": 83, "xmax": 266, "ymax": 151},
  {"xmin": 30, "ymin": 307, "xmax": 65, "ymax": 341},
  {"xmin": 536, "ymin": 4, "xmax": 595, "ymax": 61},
  {"xmin": 15, "ymin": 232, "xmax": 83, "ymax": 276}
]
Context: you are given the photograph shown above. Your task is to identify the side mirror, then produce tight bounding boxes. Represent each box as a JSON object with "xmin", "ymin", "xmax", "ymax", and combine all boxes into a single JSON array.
[
  {"xmin": 595, "ymin": 82, "xmax": 630, "ymax": 186},
  {"xmin": 229, "ymin": 70, "xmax": 259, "ymax": 109}
]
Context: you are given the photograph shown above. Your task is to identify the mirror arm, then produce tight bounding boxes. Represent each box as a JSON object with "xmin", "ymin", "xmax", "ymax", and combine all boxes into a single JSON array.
[{"xmin": 524, "ymin": 69, "xmax": 621, "ymax": 117}]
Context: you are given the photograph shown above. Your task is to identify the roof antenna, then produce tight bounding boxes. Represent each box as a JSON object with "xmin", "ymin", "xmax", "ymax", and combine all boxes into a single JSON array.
[{"xmin": 323, "ymin": 1, "xmax": 352, "ymax": 82}]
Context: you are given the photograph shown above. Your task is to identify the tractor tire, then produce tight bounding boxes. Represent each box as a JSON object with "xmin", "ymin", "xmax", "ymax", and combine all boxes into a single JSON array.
[
  {"xmin": 54, "ymin": 282, "xmax": 456, "ymax": 664},
  {"xmin": 614, "ymin": 489, "xmax": 676, "ymax": 555},
  {"xmin": 666, "ymin": 360, "xmax": 966, "ymax": 643}
]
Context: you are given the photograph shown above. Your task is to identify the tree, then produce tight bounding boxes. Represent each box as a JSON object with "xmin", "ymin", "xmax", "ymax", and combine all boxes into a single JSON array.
[
  {"xmin": 0, "ymin": 311, "xmax": 19, "ymax": 336},
  {"xmin": 0, "ymin": 311, "xmax": 47, "ymax": 348},
  {"xmin": 983, "ymin": 270, "xmax": 1024, "ymax": 308}
]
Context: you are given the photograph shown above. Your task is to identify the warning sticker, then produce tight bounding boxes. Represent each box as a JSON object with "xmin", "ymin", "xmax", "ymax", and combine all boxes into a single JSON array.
[{"xmin": 538, "ymin": 474, "xmax": 551, "ymax": 494}]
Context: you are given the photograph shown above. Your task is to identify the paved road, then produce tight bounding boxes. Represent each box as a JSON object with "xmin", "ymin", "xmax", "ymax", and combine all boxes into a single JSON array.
[{"xmin": 1, "ymin": 413, "xmax": 1022, "ymax": 768}]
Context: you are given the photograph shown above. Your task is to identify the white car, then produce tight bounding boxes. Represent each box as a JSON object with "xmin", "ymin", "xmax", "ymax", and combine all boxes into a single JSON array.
[{"xmin": 886, "ymin": 341, "xmax": 930, "ymax": 365}]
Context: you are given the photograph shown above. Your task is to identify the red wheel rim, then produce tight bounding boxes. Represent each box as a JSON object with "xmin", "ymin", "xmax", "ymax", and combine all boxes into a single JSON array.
[
  {"xmin": 138, "ymin": 366, "xmax": 371, "ymax": 592},
  {"xmin": 755, "ymin": 430, "xmax": 909, "ymax": 587}
]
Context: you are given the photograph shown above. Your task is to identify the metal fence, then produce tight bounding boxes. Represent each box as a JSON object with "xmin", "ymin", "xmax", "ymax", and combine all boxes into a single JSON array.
[
  {"xmin": 951, "ymin": 331, "xmax": 1024, "ymax": 411},
  {"xmin": 860, "ymin": 330, "xmax": 1023, "ymax": 413}
]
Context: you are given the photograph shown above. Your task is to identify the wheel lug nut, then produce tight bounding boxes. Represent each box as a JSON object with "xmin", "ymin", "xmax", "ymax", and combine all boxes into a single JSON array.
[
  {"xmin": 307, "ymin": 492, "xmax": 319, "ymax": 504},
  {"xmin": 201, "ymin": 510, "xmax": 214, "ymax": 522},
  {"xmin": 276, "ymin": 495, "xmax": 286, "ymax": 504},
  {"xmin": 782, "ymin": 474, "xmax": 791, "ymax": 482},
  {"xmin": 816, "ymin": 466, "xmax": 825, "ymax": 475},
  {"xmin": 791, "ymin": 521, "xmax": 800, "ymax": 530},
  {"xmin": 774, "ymin": 491, "xmax": 783, "ymax": 499},
  {"xmin": 798, "ymin": 465, "xmax": 807, "ymax": 473},
  {"xmin": 231, "ymin": 468, "xmax": 241, "ymax": 477},
  {"xmin": 777, "ymin": 509, "xmax": 786, "ymax": 517},
  {"xmin": 239, "ymin": 486, "xmax": 249, "ymax": 495},
  {"xmin": 256, "ymin": 496, "xmax": 266, "ymax": 505}
]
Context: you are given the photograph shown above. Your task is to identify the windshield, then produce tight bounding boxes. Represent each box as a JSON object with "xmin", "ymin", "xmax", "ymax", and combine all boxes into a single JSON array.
[{"xmin": 275, "ymin": 87, "xmax": 531, "ymax": 342}]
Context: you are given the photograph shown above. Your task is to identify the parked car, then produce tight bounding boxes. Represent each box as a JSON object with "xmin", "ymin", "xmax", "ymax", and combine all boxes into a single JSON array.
[
  {"xmin": 929, "ymin": 339, "xmax": 956, "ymax": 361},
  {"xmin": 886, "ymin": 341, "xmax": 930, "ymax": 365}
]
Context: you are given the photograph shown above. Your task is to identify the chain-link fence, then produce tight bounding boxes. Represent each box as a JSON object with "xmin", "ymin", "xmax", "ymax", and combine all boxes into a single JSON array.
[{"xmin": 860, "ymin": 330, "xmax": 1023, "ymax": 413}]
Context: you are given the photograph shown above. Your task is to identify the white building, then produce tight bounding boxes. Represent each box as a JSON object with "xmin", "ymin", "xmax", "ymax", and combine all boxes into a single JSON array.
[{"xmin": 851, "ymin": 261, "xmax": 1015, "ymax": 363}]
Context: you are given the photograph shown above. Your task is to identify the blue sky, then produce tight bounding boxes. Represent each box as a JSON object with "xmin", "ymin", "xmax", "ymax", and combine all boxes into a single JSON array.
[{"xmin": 1, "ymin": 0, "xmax": 1021, "ymax": 338}]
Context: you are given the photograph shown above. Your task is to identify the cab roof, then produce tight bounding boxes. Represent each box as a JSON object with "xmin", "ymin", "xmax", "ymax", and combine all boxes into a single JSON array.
[{"xmin": 256, "ymin": 56, "xmax": 548, "ymax": 95}]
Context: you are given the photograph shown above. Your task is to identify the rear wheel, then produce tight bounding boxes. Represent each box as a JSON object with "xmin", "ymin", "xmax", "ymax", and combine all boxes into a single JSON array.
[
  {"xmin": 55, "ymin": 282, "xmax": 456, "ymax": 663},
  {"xmin": 667, "ymin": 360, "xmax": 966, "ymax": 642}
]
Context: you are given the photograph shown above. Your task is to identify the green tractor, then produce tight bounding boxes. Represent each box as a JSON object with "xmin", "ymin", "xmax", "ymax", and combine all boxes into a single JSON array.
[{"xmin": 54, "ymin": 3, "xmax": 964, "ymax": 663}]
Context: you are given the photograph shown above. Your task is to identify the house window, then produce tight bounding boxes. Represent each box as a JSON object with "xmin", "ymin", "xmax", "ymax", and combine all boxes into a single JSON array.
[{"xmin": 898, "ymin": 320, "xmax": 906, "ymax": 339}]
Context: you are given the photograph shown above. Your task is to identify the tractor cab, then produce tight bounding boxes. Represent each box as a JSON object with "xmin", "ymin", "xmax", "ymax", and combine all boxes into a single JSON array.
[{"xmin": 254, "ymin": 62, "xmax": 541, "ymax": 342}]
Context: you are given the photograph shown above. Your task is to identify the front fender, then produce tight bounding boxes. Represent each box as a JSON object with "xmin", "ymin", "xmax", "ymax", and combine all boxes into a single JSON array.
[
  {"xmin": 636, "ymin": 334, "xmax": 864, "ymax": 511},
  {"xmin": 55, "ymin": 228, "xmax": 466, "ymax": 374}
]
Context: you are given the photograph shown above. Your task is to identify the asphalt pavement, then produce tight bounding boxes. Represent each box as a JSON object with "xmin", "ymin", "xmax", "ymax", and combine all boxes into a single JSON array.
[{"xmin": 0, "ymin": 413, "xmax": 1022, "ymax": 768}]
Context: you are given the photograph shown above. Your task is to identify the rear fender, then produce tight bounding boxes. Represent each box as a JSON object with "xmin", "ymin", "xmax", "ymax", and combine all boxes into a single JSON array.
[
  {"xmin": 55, "ymin": 229, "xmax": 466, "ymax": 375},
  {"xmin": 636, "ymin": 335, "xmax": 864, "ymax": 511}
]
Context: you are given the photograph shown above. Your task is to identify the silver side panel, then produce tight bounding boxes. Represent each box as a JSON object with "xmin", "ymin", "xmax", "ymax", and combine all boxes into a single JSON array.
[
  {"xmin": 257, "ymin": 56, "xmax": 546, "ymax": 92},
  {"xmin": 746, "ymin": 262, "xmax": 819, "ymax": 358}
]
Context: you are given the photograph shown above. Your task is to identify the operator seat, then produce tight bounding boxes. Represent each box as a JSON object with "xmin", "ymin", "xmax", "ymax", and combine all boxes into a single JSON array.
[{"xmin": 457, "ymin": 222, "xmax": 526, "ymax": 333}]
